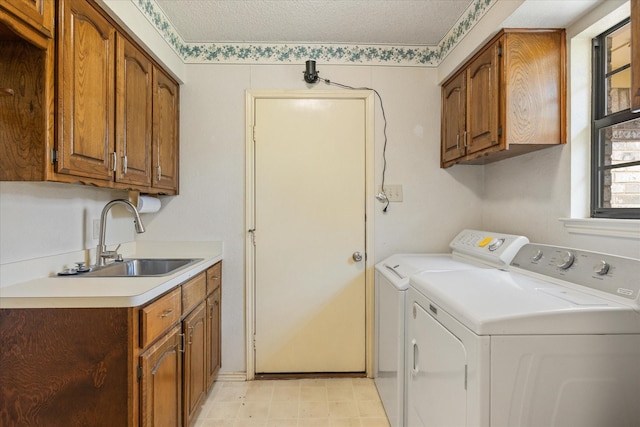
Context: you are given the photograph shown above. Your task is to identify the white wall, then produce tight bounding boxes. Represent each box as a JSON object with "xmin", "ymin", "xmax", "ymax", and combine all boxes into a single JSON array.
[
  {"xmin": 479, "ymin": 1, "xmax": 640, "ymax": 258},
  {"xmin": 135, "ymin": 63, "xmax": 484, "ymax": 374},
  {"xmin": 0, "ymin": 182, "xmax": 134, "ymax": 265}
]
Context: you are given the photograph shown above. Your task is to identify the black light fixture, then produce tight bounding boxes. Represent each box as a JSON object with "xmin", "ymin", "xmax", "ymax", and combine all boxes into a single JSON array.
[{"xmin": 303, "ymin": 60, "xmax": 319, "ymax": 83}]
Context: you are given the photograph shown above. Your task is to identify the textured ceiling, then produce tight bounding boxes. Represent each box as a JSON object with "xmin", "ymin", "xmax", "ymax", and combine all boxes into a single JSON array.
[
  {"xmin": 140, "ymin": 0, "xmax": 604, "ymax": 65},
  {"xmin": 154, "ymin": 0, "xmax": 475, "ymax": 45}
]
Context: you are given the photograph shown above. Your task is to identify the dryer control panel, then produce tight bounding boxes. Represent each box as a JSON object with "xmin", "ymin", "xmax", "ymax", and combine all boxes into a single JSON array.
[
  {"xmin": 449, "ymin": 229, "xmax": 529, "ymax": 268},
  {"xmin": 510, "ymin": 244, "xmax": 640, "ymax": 302}
]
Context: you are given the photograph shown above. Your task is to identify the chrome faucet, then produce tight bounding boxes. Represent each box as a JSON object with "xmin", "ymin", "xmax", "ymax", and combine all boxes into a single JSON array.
[{"xmin": 96, "ymin": 199, "xmax": 145, "ymax": 267}]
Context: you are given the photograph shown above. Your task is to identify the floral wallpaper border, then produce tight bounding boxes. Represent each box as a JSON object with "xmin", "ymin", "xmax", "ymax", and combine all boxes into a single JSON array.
[{"xmin": 134, "ymin": 0, "xmax": 497, "ymax": 66}]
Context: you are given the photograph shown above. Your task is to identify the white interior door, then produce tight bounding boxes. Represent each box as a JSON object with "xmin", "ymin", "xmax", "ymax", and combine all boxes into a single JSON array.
[{"xmin": 252, "ymin": 96, "xmax": 367, "ymax": 374}]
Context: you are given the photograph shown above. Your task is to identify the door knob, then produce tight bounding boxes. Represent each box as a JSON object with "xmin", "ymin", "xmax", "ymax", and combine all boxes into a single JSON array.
[{"xmin": 352, "ymin": 251, "xmax": 363, "ymax": 262}]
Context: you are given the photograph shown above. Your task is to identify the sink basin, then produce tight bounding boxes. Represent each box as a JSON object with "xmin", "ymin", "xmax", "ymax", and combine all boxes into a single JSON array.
[{"xmin": 80, "ymin": 258, "xmax": 203, "ymax": 277}]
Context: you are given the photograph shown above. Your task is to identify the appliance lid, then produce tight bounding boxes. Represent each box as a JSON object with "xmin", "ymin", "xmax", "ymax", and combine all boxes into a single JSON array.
[
  {"xmin": 409, "ymin": 268, "xmax": 640, "ymax": 335},
  {"xmin": 375, "ymin": 254, "xmax": 490, "ymax": 290}
]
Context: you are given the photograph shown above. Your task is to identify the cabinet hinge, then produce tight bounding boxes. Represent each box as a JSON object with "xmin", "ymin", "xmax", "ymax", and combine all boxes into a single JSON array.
[
  {"xmin": 498, "ymin": 126, "xmax": 503, "ymax": 138},
  {"xmin": 50, "ymin": 148, "xmax": 58, "ymax": 164},
  {"xmin": 252, "ymin": 126, "xmax": 257, "ymax": 142},
  {"xmin": 253, "ymin": 334, "xmax": 257, "ymax": 350},
  {"xmin": 137, "ymin": 365, "xmax": 143, "ymax": 381},
  {"xmin": 497, "ymin": 44, "xmax": 503, "ymax": 57}
]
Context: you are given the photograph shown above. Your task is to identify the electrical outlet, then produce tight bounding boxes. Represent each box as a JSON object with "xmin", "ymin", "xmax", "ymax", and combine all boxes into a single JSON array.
[
  {"xmin": 93, "ymin": 219, "xmax": 100, "ymax": 240},
  {"xmin": 379, "ymin": 185, "xmax": 403, "ymax": 202}
]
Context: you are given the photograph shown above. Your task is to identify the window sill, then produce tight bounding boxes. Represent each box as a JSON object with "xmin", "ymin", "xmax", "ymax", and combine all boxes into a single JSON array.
[{"xmin": 559, "ymin": 218, "xmax": 640, "ymax": 239}]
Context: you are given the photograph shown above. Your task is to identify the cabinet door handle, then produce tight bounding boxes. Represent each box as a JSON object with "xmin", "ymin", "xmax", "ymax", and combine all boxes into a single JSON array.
[
  {"xmin": 160, "ymin": 308, "xmax": 174, "ymax": 318},
  {"xmin": 123, "ymin": 155, "xmax": 128, "ymax": 174},
  {"xmin": 188, "ymin": 326, "xmax": 194, "ymax": 345},
  {"xmin": 157, "ymin": 164, "xmax": 162, "ymax": 181},
  {"xmin": 456, "ymin": 134, "xmax": 460, "ymax": 150},
  {"xmin": 111, "ymin": 152, "xmax": 117, "ymax": 172},
  {"xmin": 463, "ymin": 131, "xmax": 468, "ymax": 147}
]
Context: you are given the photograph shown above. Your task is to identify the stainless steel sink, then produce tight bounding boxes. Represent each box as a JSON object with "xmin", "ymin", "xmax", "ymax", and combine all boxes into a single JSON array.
[{"xmin": 80, "ymin": 258, "xmax": 203, "ymax": 277}]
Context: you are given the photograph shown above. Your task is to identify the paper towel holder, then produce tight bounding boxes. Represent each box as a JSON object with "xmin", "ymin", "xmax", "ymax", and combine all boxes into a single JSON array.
[{"xmin": 128, "ymin": 190, "xmax": 161, "ymax": 214}]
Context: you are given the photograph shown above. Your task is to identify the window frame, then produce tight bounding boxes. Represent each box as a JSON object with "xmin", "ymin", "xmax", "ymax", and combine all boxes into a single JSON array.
[{"xmin": 591, "ymin": 18, "xmax": 640, "ymax": 219}]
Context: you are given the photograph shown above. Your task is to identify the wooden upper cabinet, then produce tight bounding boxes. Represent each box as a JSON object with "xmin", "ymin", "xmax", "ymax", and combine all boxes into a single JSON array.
[
  {"xmin": 0, "ymin": 0, "xmax": 54, "ymax": 41},
  {"xmin": 441, "ymin": 71, "xmax": 466, "ymax": 164},
  {"xmin": 466, "ymin": 41, "xmax": 499, "ymax": 155},
  {"xmin": 440, "ymin": 29, "xmax": 566, "ymax": 168},
  {"xmin": 153, "ymin": 67, "xmax": 179, "ymax": 192},
  {"xmin": 631, "ymin": 0, "xmax": 640, "ymax": 112},
  {"xmin": 1, "ymin": 0, "xmax": 179, "ymax": 194},
  {"xmin": 116, "ymin": 34, "xmax": 152, "ymax": 187},
  {"xmin": 57, "ymin": 0, "xmax": 116, "ymax": 181}
]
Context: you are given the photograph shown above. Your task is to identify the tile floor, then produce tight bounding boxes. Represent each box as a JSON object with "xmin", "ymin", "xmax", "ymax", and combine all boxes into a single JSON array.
[{"xmin": 194, "ymin": 378, "xmax": 391, "ymax": 427}]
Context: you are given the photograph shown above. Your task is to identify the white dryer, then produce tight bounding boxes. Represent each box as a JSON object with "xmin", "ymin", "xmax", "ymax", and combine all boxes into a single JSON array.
[
  {"xmin": 407, "ymin": 243, "xmax": 640, "ymax": 427},
  {"xmin": 374, "ymin": 230, "xmax": 529, "ymax": 427}
]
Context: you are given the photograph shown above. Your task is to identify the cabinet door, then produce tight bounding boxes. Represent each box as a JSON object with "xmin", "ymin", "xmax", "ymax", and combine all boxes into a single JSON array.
[
  {"xmin": 152, "ymin": 68, "xmax": 179, "ymax": 192},
  {"xmin": 441, "ymin": 71, "xmax": 467, "ymax": 165},
  {"xmin": 116, "ymin": 34, "xmax": 152, "ymax": 186},
  {"xmin": 140, "ymin": 324, "xmax": 182, "ymax": 427},
  {"xmin": 58, "ymin": 0, "xmax": 116, "ymax": 181},
  {"xmin": 183, "ymin": 302, "xmax": 207, "ymax": 427},
  {"xmin": 466, "ymin": 40, "xmax": 500, "ymax": 154},
  {"xmin": 206, "ymin": 286, "xmax": 221, "ymax": 391},
  {"xmin": 0, "ymin": 0, "xmax": 54, "ymax": 38}
]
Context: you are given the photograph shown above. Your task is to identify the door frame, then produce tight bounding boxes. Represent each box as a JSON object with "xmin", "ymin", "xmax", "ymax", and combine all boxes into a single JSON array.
[{"xmin": 245, "ymin": 90, "xmax": 376, "ymax": 380}]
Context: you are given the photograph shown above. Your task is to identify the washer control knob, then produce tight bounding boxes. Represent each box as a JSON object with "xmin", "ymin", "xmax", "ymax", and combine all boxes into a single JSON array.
[
  {"xmin": 556, "ymin": 251, "xmax": 576, "ymax": 269},
  {"xmin": 531, "ymin": 250, "xmax": 544, "ymax": 262},
  {"xmin": 488, "ymin": 238, "xmax": 505, "ymax": 252},
  {"xmin": 593, "ymin": 260, "xmax": 610, "ymax": 276}
]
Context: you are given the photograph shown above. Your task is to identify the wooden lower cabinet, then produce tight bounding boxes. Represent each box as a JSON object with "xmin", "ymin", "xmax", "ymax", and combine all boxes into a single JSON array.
[
  {"xmin": 140, "ymin": 324, "xmax": 183, "ymax": 427},
  {"xmin": 0, "ymin": 308, "xmax": 133, "ymax": 426},
  {"xmin": 0, "ymin": 262, "xmax": 222, "ymax": 427},
  {"xmin": 183, "ymin": 302, "xmax": 208, "ymax": 426},
  {"xmin": 206, "ymin": 286, "xmax": 222, "ymax": 390}
]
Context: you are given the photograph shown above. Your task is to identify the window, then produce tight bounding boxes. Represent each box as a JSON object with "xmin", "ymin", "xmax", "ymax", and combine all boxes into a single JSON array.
[{"xmin": 592, "ymin": 19, "xmax": 640, "ymax": 219}]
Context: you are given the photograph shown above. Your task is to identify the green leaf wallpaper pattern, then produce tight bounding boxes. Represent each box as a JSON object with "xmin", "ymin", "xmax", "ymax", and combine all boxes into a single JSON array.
[{"xmin": 133, "ymin": 0, "xmax": 496, "ymax": 66}]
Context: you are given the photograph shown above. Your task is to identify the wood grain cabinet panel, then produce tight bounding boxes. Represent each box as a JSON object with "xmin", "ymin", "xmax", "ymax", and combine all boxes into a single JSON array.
[
  {"xmin": 440, "ymin": 29, "xmax": 566, "ymax": 168},
  {"xmin": 140, "ymin": 286, "xmax": 182, "ymax": 349},
  {"xmin": 57, "ymin": 0, "xmax": 116, "ymax": 181},
  {"xmin": 0, "ymin": 264, "xmax": 222, "ymax": 427},
  {"xmin": 182, "ymin": 272, "xmax": 206, "ymax": 315},
  {"xmin": 153, "ymin": 67, "xmax": 179, "ymax": 192},
  {"xmin": 0, "ymin": 308, "xmax": 133, "ymax": 426},
  {"xmin": 117, "ymin": 34, "xmax": 153, "ymax": 187},
  {"xmin": 206, "ymin": 285, "xmax": 222, "ymax": 391},
  {"xmin": 183, "ymin": 302, "xmax": 208, "ymax": 427},
  {"xmin": 140, "ymin": 324, "xmax": 183, "ymax": 427},
  {"xmin": 441, "ymin": 71, "xmax": 466, "ymax": 164},
  {"xmin": 0, "ymin": 0, "xmax": 179, "ymax": 194},
  {"xmin": 0, "ymin": 0, "xmax": 54, "ymax": 40},
  {"xmin": 466, "ymin": 42, "xmax": 500, "ymax": 155}
]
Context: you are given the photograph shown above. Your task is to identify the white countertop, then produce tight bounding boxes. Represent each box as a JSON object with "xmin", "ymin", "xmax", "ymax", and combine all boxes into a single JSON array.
[{"xmin": 0, "ymin": 241, "xmax": 223, "ymax": 309}]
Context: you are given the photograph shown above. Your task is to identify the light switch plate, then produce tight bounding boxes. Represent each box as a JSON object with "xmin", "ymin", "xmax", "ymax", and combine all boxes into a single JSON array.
[{"xmin": 379, "ymin": 185, "xmax": 403, "ymax": 202}]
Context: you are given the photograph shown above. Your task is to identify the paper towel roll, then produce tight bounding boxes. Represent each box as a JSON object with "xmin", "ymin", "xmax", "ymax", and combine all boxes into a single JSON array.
[{"xmin": 137, "ymin": 196, "xmax": 161, "ymax": 213}]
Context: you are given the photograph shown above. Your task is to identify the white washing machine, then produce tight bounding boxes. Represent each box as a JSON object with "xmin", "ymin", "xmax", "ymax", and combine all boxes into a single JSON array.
[
  {"xmin": 374, "ymin": 229, "xmax": 529, "ymax": 427},
  {"xmin": 407, "ymin": 243, "xmax": 640, "ymax": 427}
]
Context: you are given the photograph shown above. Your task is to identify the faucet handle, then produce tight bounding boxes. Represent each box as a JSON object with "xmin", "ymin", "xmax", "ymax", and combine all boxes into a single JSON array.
[{"xmin": 75, "ymin": 261, "xmax": 90, "ymax": 272}]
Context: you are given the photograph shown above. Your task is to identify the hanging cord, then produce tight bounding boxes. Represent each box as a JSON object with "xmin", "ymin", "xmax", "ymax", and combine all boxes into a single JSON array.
[{"xmin": 317, "ymin": 77, "xmax": 390, "ymax": 213}]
